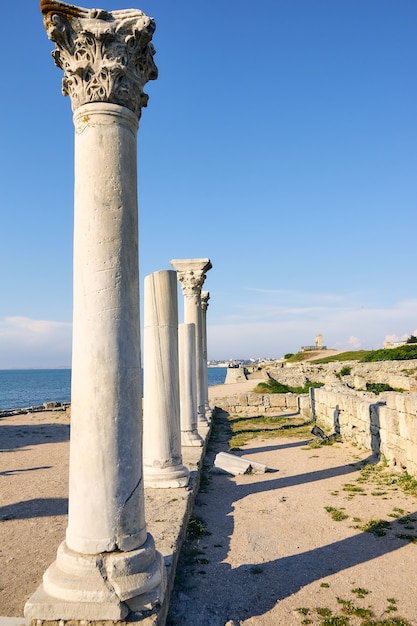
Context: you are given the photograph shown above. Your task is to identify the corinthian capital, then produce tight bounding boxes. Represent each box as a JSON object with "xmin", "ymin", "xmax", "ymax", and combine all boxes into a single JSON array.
[
  {"xmin": 177, "ymin": 272, "xmax": 206, "ymax": 300},
  {"xmin": 170, "ymin": 259, "xmax": 212, "ymax": 301},
  {"xmin": 201, "ymin": 291, "xmax": 210, "ymax": 311},
  {"xmin": 40, "ymin": 0, "xmax": 157, "ymax": 118}
]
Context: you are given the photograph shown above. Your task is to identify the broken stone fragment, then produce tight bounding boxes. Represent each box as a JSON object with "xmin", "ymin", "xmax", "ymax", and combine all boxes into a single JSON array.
[{"xmin": 213, "ymin": 452, "xmax": 267, "ymax": 475}]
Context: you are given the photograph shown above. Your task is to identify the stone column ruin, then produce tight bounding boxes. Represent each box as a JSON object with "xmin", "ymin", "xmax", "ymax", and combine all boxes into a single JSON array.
[
  {"xmin": 201, "ymin": 290, "xmax": 211, "ymax": 417},
  {"xmin": 178, "ymin": 322, "xmax": 203, "ymax": 446},
  {"xmin": 170, "ymin": 258, "xmax": 212, "ymax": 426},
  {"xmin": 25, "ymin": 2, "xmax": 166, "ymax": 621},
  {"xmin": 143, "ymin": 270, "xmax": 189, "ymax": 488}
]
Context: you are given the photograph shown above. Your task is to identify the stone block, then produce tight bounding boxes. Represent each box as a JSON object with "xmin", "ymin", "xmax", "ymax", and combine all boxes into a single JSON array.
[
  {"xmin": 214, "ymin": 452, "xmax": 267, "ymax": 475},
  {"xmin": 214, "ymin": 453, "xmax": 251, "ymax": 475},
  {"xmin": 44, "ymin": 401, "xmax": 59, "ymax": 409}
]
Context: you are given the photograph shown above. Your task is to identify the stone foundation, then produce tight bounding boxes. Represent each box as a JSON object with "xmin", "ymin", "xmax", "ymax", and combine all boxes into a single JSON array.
[
  {"xmin": 312, "ymin": 386, "xmax": 417, "ymax": 475},
  {"xmin": 210, "ymin": 390, "xmax": 311, "ymax": 418},
  {"xmin": 268, "ymin": 359, "xmax": 417, "ymax": 392}
]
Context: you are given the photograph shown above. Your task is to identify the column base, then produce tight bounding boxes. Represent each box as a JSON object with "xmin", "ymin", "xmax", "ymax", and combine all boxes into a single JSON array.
[
  {"xmin": 181, "ymin": 429, "xmax": 204, "ymax": 447},
  {"xmin": 197, "ymin": 409, "xmax": 209, "ymax": 426},
  {"xmin": 24, "ymin": 535, "xmax": 166, "ymax": 622},
  {"xmin": 144, "ymin": 463, "xmax": 190, "ymax": 488}
]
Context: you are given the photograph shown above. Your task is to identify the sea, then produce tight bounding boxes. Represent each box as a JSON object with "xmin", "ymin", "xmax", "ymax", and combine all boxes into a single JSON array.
[{"xmin": 0, "ymin": 367, "xmax": 227, "ymax": 411}]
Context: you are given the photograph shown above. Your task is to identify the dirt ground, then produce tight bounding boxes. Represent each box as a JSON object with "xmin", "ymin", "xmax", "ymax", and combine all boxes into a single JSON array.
[
  {"xmin": 168, "ymin": 395, "xmax": 417, "ymax": 625},
  {"xmin": 1, "ymin": 391, "xmax": 417, "ymax": 624},
  {"xmin": 0, "ymin": 409, "xmax": 70, "ymax": 618}
]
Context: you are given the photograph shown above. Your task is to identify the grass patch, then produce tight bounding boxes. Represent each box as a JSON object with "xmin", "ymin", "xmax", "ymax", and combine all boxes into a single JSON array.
[
  {"xmin": 309, "ymin": 344, "xmax": 417, "ymax": 364},
  {"xmin": 186, "ymin": 516, "xmax": 211, "ymax": 538},
  {"xmin": 294, "ymin": 591, "xmax": 411, "ymax": 625},
  {"xmin": 361, "ymin": 519, "xmax": 391, "ymax": 536},
  {"xmin": 228, "ymin": 414, "xmax": 313, "ymax": 449},
  {"xmin": 337, "ymin": 597, "xmax": 374, "ymax": 618},
  {"xmin": 296, "ymin": 607, "xmax": 310, "ymax": 615},
  {"xmin": 351, "ymin": 587, "xmax": 369, "ymax": 599},
  {"xmin": 343, "ymin": 483, "xmax": 365, "ymax": 493},
  {"xmin": 397, "ymin": 515, "xmax": 416, "ymax": 525},
  {"xmin": 308, "ymin": 437, "xmax": 340, "ymax": 448},
  {"xmin": 395, "ymin": 533, "xmax": 417, "ymax": 543},
  {"xmin": 253, "ymin": 377, "xmax": 324, "ymax": 394},
  {"xmin": 356, "ymin": 462, "xmax": 417, "ymax": 499},
  {"xmin": 366, "ymin": 382, "xmax": 397, "ymax": 395},
  {"xmin": 293, "ymin": 588, "xmax": 410, "ymax": 626},
  {"xmin": 324, "ymin": 506, "xmax": 348, "ymax": 521},
  {"xmin": 396, "ymin": 473, "xmax": 417, "ymax": 498}
]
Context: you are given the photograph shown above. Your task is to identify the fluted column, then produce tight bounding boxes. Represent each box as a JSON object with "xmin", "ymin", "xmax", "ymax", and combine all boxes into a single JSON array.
[
  {"xmin": 25, "ymin": 2, "xmax": 165, "ymax": 621},
  {"xmin": 179, "ymin": 323, "xmax": 203, "ymax": 446},
  {"xmin": 170, "ymin": 258, "xmax": 212, "ymax": 426},
  {"xmin": 201, "ymin": 291, "xmax": 211, "ymax": 417},
  {"xmin": 143, "ymin": 270, "xmax": 189, "ymax": 487}
]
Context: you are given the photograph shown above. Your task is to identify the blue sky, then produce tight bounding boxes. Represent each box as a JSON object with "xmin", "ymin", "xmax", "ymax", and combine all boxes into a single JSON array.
[{"xmin": 0, "ymin": 1, "xmax": 416, "ymax": 367}]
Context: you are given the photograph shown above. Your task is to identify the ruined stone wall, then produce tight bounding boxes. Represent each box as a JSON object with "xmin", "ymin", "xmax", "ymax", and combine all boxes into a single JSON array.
[
  {"xmin": 312, "ymin": 386, "xmax": 417, "ymax": 476},
  {"xmin": 210, "ymin": 390, "xmax": 310, "ymax": 417},
  {"xmin": 267, "ymin": 359, "xmax": 417, "ymax": 392}
]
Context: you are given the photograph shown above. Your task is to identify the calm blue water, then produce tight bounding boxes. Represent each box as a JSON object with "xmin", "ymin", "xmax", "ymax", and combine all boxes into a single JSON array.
[
  {"xmin": 0, "ymin": 367, "xmax": 227, "ymax": 411},
  {"xmin": 207, "ymin": 367, "xmax": 227, "ymax": 387},
  {"xmin": 0, "ymin": 369, "xmax": 72, "ymax": 410}
]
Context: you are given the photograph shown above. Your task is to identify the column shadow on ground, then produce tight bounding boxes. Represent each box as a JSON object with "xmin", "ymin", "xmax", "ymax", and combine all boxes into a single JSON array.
[
  {"xmin": 0, "ymin": 497, "xmax": 68, "ymax": 520},
  {"xmin": 241, "ymin": 438, "xmax": 312, "ymax": 455},
  {"xmin": 169, "ymin": 411, "xmax": 410, "ymax": 625},
  {"xmin": 171, "ymin": 461, "xmax": 415, "ymax": 625},
  {"xmin": 0, "ymin": 423, "xmax": 70, "ymax": 450}
]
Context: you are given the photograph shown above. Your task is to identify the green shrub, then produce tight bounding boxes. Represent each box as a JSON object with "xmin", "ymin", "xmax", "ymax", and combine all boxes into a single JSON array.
[
  {"xmin": 360, "ymin": 344, "xmax": 417, "ymax": 362},
  {"xmin": 284, "ymin": 353, "xmax": 294, "ymax": 359},
  {"xmin": 366, "ymin": 382, "xmax": 395, "ymax": 395},
  {"xmin": 311, "ymin": 345, "xmax": 417, "ymax": 364},
  {"xmin": 254, "ymin": 378, "xmax": 324, "ymax": 395},
  {"xmin": 340, "ymin": 366, "xmax": 351, "ymax": 376}
]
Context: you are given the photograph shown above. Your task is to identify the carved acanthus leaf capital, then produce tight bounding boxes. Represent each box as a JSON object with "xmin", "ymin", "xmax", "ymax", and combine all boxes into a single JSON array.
[
  {"xmin": 201, "ymin": 291, "xmax": 210, "ymax": 311},
  {"xmin": 40, "ymin": 0, "xmax": 157, "ymax": 118},
  {"xmin": 176, "ymin": 271, "xmax": 207, "ymax": 301}
]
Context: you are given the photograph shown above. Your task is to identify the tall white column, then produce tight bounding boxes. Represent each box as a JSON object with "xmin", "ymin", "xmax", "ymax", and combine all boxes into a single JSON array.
[
  {"xmin": 170, "ymin": 259, "xmax": 212, "ymax": 427},
  {"xmin": 179, "ymin": 323, "xmax": 203, "ymax": 446},
  {"xmin": 201, "ymin": 291, "xmax": 211, "ymax": 417},
  {"xmin": 25, "ymin": 2, "xmax": 165, "ymax": 621},
  {"xmin": 143, "ymin": 270, "xmax": 189, "ymax": 487}
]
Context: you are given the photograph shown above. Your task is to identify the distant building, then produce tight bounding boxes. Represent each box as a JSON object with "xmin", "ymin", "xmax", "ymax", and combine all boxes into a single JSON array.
[
  {"xmin": 301, "ymin": 334, "xmax": 327, "ymax": 352},
  {"xmin": 383, "ymin": 340, "xmax": 408, "ymax": 349}
]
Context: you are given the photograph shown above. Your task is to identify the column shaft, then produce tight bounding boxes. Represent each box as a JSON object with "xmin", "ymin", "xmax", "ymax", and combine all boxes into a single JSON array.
[
  {"xmin": 143, "ymin": 270, "xmax": 189, "ymax": 487},
  {"xmin": 201, "ymin": 291, "xmax": 211, "ymax": 416},
  {"xmin": 179, "ymin": 323, "xmax": 203, "ymax": 446},
  {"xmin": 67, "ymin": 103, "xmax": 145, "ymax": 554},
  {"xmin": 170, "ymin": 258, "xmax": 212, "ymax": 427},
  {"xmin": 184, "ymin": 295, "xmax": 206, "ymax": 422}
]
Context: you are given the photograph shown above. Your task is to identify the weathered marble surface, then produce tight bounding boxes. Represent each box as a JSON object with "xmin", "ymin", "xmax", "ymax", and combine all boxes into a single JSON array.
[
  {"xmin": 179, "ymin": 323, "xmax": 203, "ymax": 446},
  {"xmin": 143, "ymin": 271, "xmax": 189, "ymax": 488},
  {"xmin": 170, "ymin": 259, "xmax": 212, "ymax": 426},
  {"xmin": 26, "ymin": 2, "xmax": 165, "ymax": 621}
]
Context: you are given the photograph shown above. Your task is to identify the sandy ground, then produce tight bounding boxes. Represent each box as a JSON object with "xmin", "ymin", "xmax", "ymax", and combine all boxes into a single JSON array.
[
  {"xmin": 2, "ymin": 385, "xmax": 417, "ymax": 624},
  {"xmin": 0, "ymin": 409, "xmax": 70, "ymax": 618}
]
